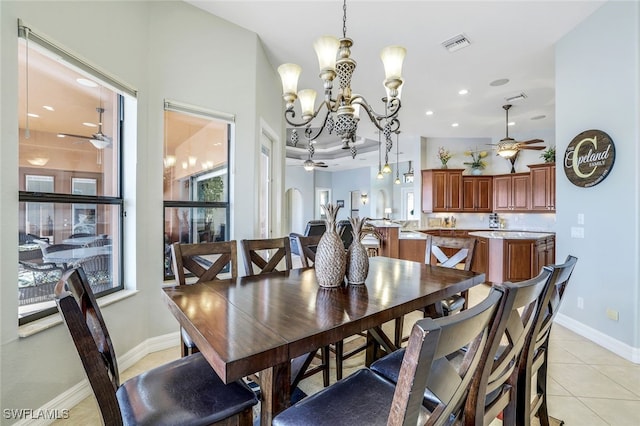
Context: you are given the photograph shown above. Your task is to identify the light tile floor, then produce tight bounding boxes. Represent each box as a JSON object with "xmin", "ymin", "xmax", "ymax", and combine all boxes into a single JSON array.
[{"xmin": 54, "ymin": 284, "xmax": 640, "ymax": 425}]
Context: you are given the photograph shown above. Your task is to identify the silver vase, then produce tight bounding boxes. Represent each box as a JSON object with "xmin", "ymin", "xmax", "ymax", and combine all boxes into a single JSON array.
[
  {"xmin": 346, "ymin": 216, "xmax": 369, "ymax": 285},
  {"xmin": 314, "ymin": 203, "xmax": 346, "ymax": 288}
]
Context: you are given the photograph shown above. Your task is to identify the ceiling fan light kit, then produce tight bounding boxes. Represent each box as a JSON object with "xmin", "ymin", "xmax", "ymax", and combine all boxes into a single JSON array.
[
  {"xmin": 278, "ymin": 0, "xmax": 405, "ymax": 168},
  {"xmin": 492, "ymin": 104, "xmax": 545, "ymax": 172}
]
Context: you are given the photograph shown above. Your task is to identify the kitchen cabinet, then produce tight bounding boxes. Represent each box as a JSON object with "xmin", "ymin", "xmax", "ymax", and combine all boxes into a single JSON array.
[
  {"xmin": 529, "ymin": 164, "xmax": 556, "ymax": 212},
  {"xmin": 398, "ymin": 238, "xmax": 426, "ymax": 263},
  {"xmin": 493, "ymin": 173, "xmax": 531, "ymax": 212},
  {"xmin": 462, "ymin": 176, "xmax": 493, "ymax": 212},
  {"xmin": 470, "ymin": 236, "xmax": 488, "ymax": 276},
  {"xmin": 421, "ymin": 169, "xmax": 463, "ymax": 212},
  {"xmin": 472, "ymin": 232, "xmax": 555, "ymax": 283},
  {"xmin": 535, "ymin": 236, "xmax": 555, "ymax": 270}
]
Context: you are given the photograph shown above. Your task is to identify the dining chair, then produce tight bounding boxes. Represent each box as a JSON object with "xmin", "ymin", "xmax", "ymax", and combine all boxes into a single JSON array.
[
  {"xmin": 241, "ymin": 236, "xmax": 293, "ymax": 275},
  {"xmin": 516, "ymin": 255, "xmax": 578, "ymax": 426},
  {"xmin": 293, "ymin": 234, "xmax": 322, "ymax": 268},
  {"xmin": 241, "ymin": 236, "xmax": 330, "ymax": 389},
  {"xmin": 272, "ymin": 287, "xmax": 504, "ymax": 426},
  {"xmin": 54, "ymin": 268, "xmax": 258, "ymax": 426},
  {"xmin": 337, "ymin": 219, "xmax": 354, "ymax": 249},
  {"xmin": 462, "ymin": 268, "xmax": 554, "ymax": 425},
  {"xmin": 171, "ymin": 240, "xmax": 238, "ymax": 357},
  {"xmin": 394, "ymin": 234, "xmax": 477, "ymax": 347}
]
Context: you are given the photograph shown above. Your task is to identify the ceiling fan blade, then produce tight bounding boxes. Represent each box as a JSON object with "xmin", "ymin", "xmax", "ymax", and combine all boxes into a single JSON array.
[
  {"xmin": 314, "ymin": 163, "xmax": 328, "ymax": 168},
  {"xmin": 520, "ymin": 145, "xmax": 546, "ymax": 150},
  {"xmin": 58, "ymin": 132, "xmax": 91, "ymax": 140},
  {"xmin": 519, "ymin": 139, "xmax": 544, "ymax": 145}
]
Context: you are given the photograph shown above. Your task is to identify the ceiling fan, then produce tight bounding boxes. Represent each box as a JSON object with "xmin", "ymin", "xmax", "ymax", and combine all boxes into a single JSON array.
[
  {"xmin": 58, "ymin": 107, "xmax": 112, "ymax": 149},
  {"xmin": 302, "ymin": 143, "xmax": 328, "ymax": 171},
  {"xmin": 490, "ymin": 104, "xmax": 545, "ymax": 172},
  {"xmin": 491, "ymin": 104, "xmax": 545, "ymax": 156}
]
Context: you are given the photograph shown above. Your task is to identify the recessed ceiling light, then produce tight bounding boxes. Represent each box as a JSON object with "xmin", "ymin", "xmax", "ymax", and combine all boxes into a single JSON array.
[
  {"xmin": 508, "ymin": 121, "xmax": 515, "ymax": 126},
  {"xmin": 451, "ymin": 123, "xmax": 459, "ymax": 127},
  {"xmin": 83, "ymin": 122, "xmax": 97, "ymax": 127},
  {"xmin": 77, "ymin": 78, "xmax": 98, "ymax": 87},
  {"xmin": 531, "ymin": 115, "xmax": 546, "ymax": 120},
  {"xmin": 458, "ymin": 89, "xmax": 469, "ymax": 95},
  {"xmin": 27, "ymin": 113, "xmax": 39, "ymax": 118},
  {"xmin": 425, "ymin": 110, "xmax": 434, "ymax": 116},
  {"xmin": 43, "ymin": 105, "xmax": 54, "ymax": 111},
  {"xmin": 57, "ymin": 134, "xmax": 66, "ymax": 138},
  {"xmin": 490, "ymin": 78, "xmax": 510, "ymax": 87}
]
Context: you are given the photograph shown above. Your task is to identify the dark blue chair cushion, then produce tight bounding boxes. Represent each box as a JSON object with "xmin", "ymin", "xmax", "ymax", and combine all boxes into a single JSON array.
[
  {"xmin": 273, "ymin": 368, "xmax": 420, "ymax": 426},
  {"xmin": 370, "ymin": 348, "xmax": 442, "ymax": 411},
  {"xmin": 117, "ymin": 352, "xmax": 258, "ymax": 426}
]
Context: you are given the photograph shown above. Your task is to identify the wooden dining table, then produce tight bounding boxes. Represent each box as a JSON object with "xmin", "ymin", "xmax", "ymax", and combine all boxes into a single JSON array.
[{"xmin": 162, "ymin": 256, "xmax": 485, "ymax": 425}]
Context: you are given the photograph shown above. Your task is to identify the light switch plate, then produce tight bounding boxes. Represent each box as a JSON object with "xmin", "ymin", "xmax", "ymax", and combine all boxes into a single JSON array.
[{"xmin": 571, "ymin": 227, "xmax": 585, "ymax": 238}]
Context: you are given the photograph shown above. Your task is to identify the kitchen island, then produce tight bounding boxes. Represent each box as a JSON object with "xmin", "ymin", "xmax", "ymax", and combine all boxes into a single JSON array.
[{"xmin": 468, "ymin": 230, "xmax": 555, "ymax": 283}]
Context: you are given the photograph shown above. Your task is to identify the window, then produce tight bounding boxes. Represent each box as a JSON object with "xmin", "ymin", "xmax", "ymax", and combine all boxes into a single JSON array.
[
  {"xmin": 163, "ymin": 101, "xmax": 232, "ymax": 279},
  {"xmin": 17, "ymin": 21, "xmax": 133, "ymax": 324}
]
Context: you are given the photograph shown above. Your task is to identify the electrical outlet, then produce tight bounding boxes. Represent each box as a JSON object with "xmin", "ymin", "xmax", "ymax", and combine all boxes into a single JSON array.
[
  {"xmin": 577, "ymin": 297, "xmax": 584, "ymax": 309},
  {"xmin": 606, "ymin": 308, "xmax": 619, "ymax": 321},
  {"xmin": 577, "ymin": 213, "xmax": 585, "ymax": 225}
]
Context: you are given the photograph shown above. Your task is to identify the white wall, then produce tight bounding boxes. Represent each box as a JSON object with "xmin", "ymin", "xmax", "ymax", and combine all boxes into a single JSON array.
[
  {"xmin": 555, "ymin": 0, "xmax": 639, "ymax": 352},
  {"xmin": 1, "ymin": 0, "xmax": 282, "ymax": 415}
]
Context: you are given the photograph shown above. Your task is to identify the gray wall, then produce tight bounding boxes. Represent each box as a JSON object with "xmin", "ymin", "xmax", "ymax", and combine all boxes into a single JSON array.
[
  {"xmin": 1, "ymin": 0, "xmax": 283, "ymax": 416},
  {"xmin": 555, "ymin": 0, "xmax": 639, "ymax": 350}
]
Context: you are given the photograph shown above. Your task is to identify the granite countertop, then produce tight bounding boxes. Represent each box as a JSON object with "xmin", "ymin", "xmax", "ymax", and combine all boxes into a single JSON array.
[
  {"xmin": 399, "ymin": 231, "xmax": 428, "ymax": 240},
  {"xmin": 468, "ymin": 231, "xmax": 555, "ymax": 240}
]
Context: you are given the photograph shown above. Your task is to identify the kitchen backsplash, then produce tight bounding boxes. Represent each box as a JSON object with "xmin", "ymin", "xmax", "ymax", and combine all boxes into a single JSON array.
[{"xmin": 420, "ymin": 212, "xmax": 556, "ymax": 232}]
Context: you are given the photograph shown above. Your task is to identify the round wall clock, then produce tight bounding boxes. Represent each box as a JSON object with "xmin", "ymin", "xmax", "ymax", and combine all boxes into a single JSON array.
[{"xmin": 563, "ymin": 129, "xmax": 615, "ymax": 188}]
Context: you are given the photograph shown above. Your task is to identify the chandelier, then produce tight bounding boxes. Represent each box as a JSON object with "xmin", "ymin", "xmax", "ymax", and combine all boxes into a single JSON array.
[{"xmin": 278, "ymin": 0, "xmax": 406, "ymax": 161}]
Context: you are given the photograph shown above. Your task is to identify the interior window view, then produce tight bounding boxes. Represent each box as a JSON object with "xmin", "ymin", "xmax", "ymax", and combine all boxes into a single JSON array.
[
  {"xmin": 3, "ymin": 2, "xmax": 639, "ymax": 426},
  {"xmin": 163, "ymin": 106, "xmax": 231, "ymax": 279},
  {"xmin": 17, "ymin": 38, "xmax": 125, "ymax": 323}
]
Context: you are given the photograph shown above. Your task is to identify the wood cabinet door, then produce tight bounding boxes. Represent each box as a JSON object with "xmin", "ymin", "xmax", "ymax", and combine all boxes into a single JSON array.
[
  {"xmin": 493, "ymin": 175, "xmax": 512, "ymax": 211},
  {"xmin": 463, "ymin": 177, "xmax": 492, "ymax": 212},
  {"xmin": 471, "ymin": 237, "xmax": 488, "ymax": 275},
  {"xmin": 530, "ymin": 165, "xmax": 555, "ymax": 211},
  {"xmin": 432, "ymin": 171, "xmax": 447, "ymax": 211},
  {"xmin": 447, "ymin": 172, "xmax": 463, "ymax": 211},
  {"xmin": 511, "ymin": 174, "xmax": 531, "ymax": 211},
  {"xmin": 503, "ymin": 240, "xmax": 535, "ymax": 282}
]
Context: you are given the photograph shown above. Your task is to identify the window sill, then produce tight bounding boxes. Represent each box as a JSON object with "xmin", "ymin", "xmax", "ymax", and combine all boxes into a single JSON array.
[{"xmin": 18, "ymin": 289, "xmax": 138, "ymax": 338}]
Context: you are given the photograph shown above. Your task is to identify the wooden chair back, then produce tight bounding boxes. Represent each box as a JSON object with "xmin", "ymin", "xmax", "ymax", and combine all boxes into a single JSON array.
[
  {"xmin": 425, "ymin": 235, "xmax": 477, "ymax": 271},
  {"xmin": 389, "ymin": 287, "xmax": 504, "ymax": 425},
  {"xmin": 171, "ymin": 241, "xmax": 238, "ymax": 285},
  {"xmin": 54, "ymin": 268, "xmax": 122, "ymax": 424},
  {"xmin": 517, "ymin": 255, "xmax": 578, "ymax": 425},
  {"xmin": 294, "ymin": 234, "xmax": 322, "ymax": 268},
  {"xmin": 464, "ymin": 268, "xmax": 554, "ymax": 425},
  {"xmin": 241, "ymin": 237, "xmax": 293, "ymax": 276}
]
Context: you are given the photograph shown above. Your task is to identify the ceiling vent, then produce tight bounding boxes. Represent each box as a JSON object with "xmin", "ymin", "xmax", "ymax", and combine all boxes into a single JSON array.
[
  {"xmin": 505, "ymin": 93, "xmax": 527, "ymax": 102},
  {"xmin": 441, "ymin": 34, "xmax": 471, "ymax": 52}
]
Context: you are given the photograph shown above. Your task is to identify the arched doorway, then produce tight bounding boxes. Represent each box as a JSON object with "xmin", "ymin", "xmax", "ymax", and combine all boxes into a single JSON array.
[{"xmin": 285, "ymin": 188, "xmax": 304, "ymax": 234}]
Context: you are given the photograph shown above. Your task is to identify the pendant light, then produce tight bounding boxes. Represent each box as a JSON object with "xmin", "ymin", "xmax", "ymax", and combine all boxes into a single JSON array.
[{"xmin": 394, "ymin": 133, "xmax": 401, "ymax": 184}]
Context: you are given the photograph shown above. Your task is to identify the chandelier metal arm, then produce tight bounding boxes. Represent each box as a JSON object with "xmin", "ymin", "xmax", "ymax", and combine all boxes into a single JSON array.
[
  {"xmin": 351, "ymin": 95, "xmax": 401, "ymax": 134},
  {"xmin": 284, "ymin": 104, "xmax": 334, "ymax": 143}
]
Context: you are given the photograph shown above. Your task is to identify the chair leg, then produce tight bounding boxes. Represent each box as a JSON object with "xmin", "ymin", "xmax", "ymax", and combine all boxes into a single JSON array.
[
  {"xmin": 321, "ymin": 345, "xmax": 330, "ymax": 387},
  {"xmin": 334, "ymin": 340, "xmax": 344, "ymax": 381},
  {"xmin": 394, "ymin": 316, "xmax": 404, "ymax": 348}
]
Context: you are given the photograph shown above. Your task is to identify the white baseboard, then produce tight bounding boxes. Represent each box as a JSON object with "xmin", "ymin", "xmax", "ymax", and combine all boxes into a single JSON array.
[
  {"xmin": 13, "ymin": 332, "xmax": 180, "ymax": 426},
  {"xmin": 555, "ymin": 313, "xmax": 640, "ymax": 364}
]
